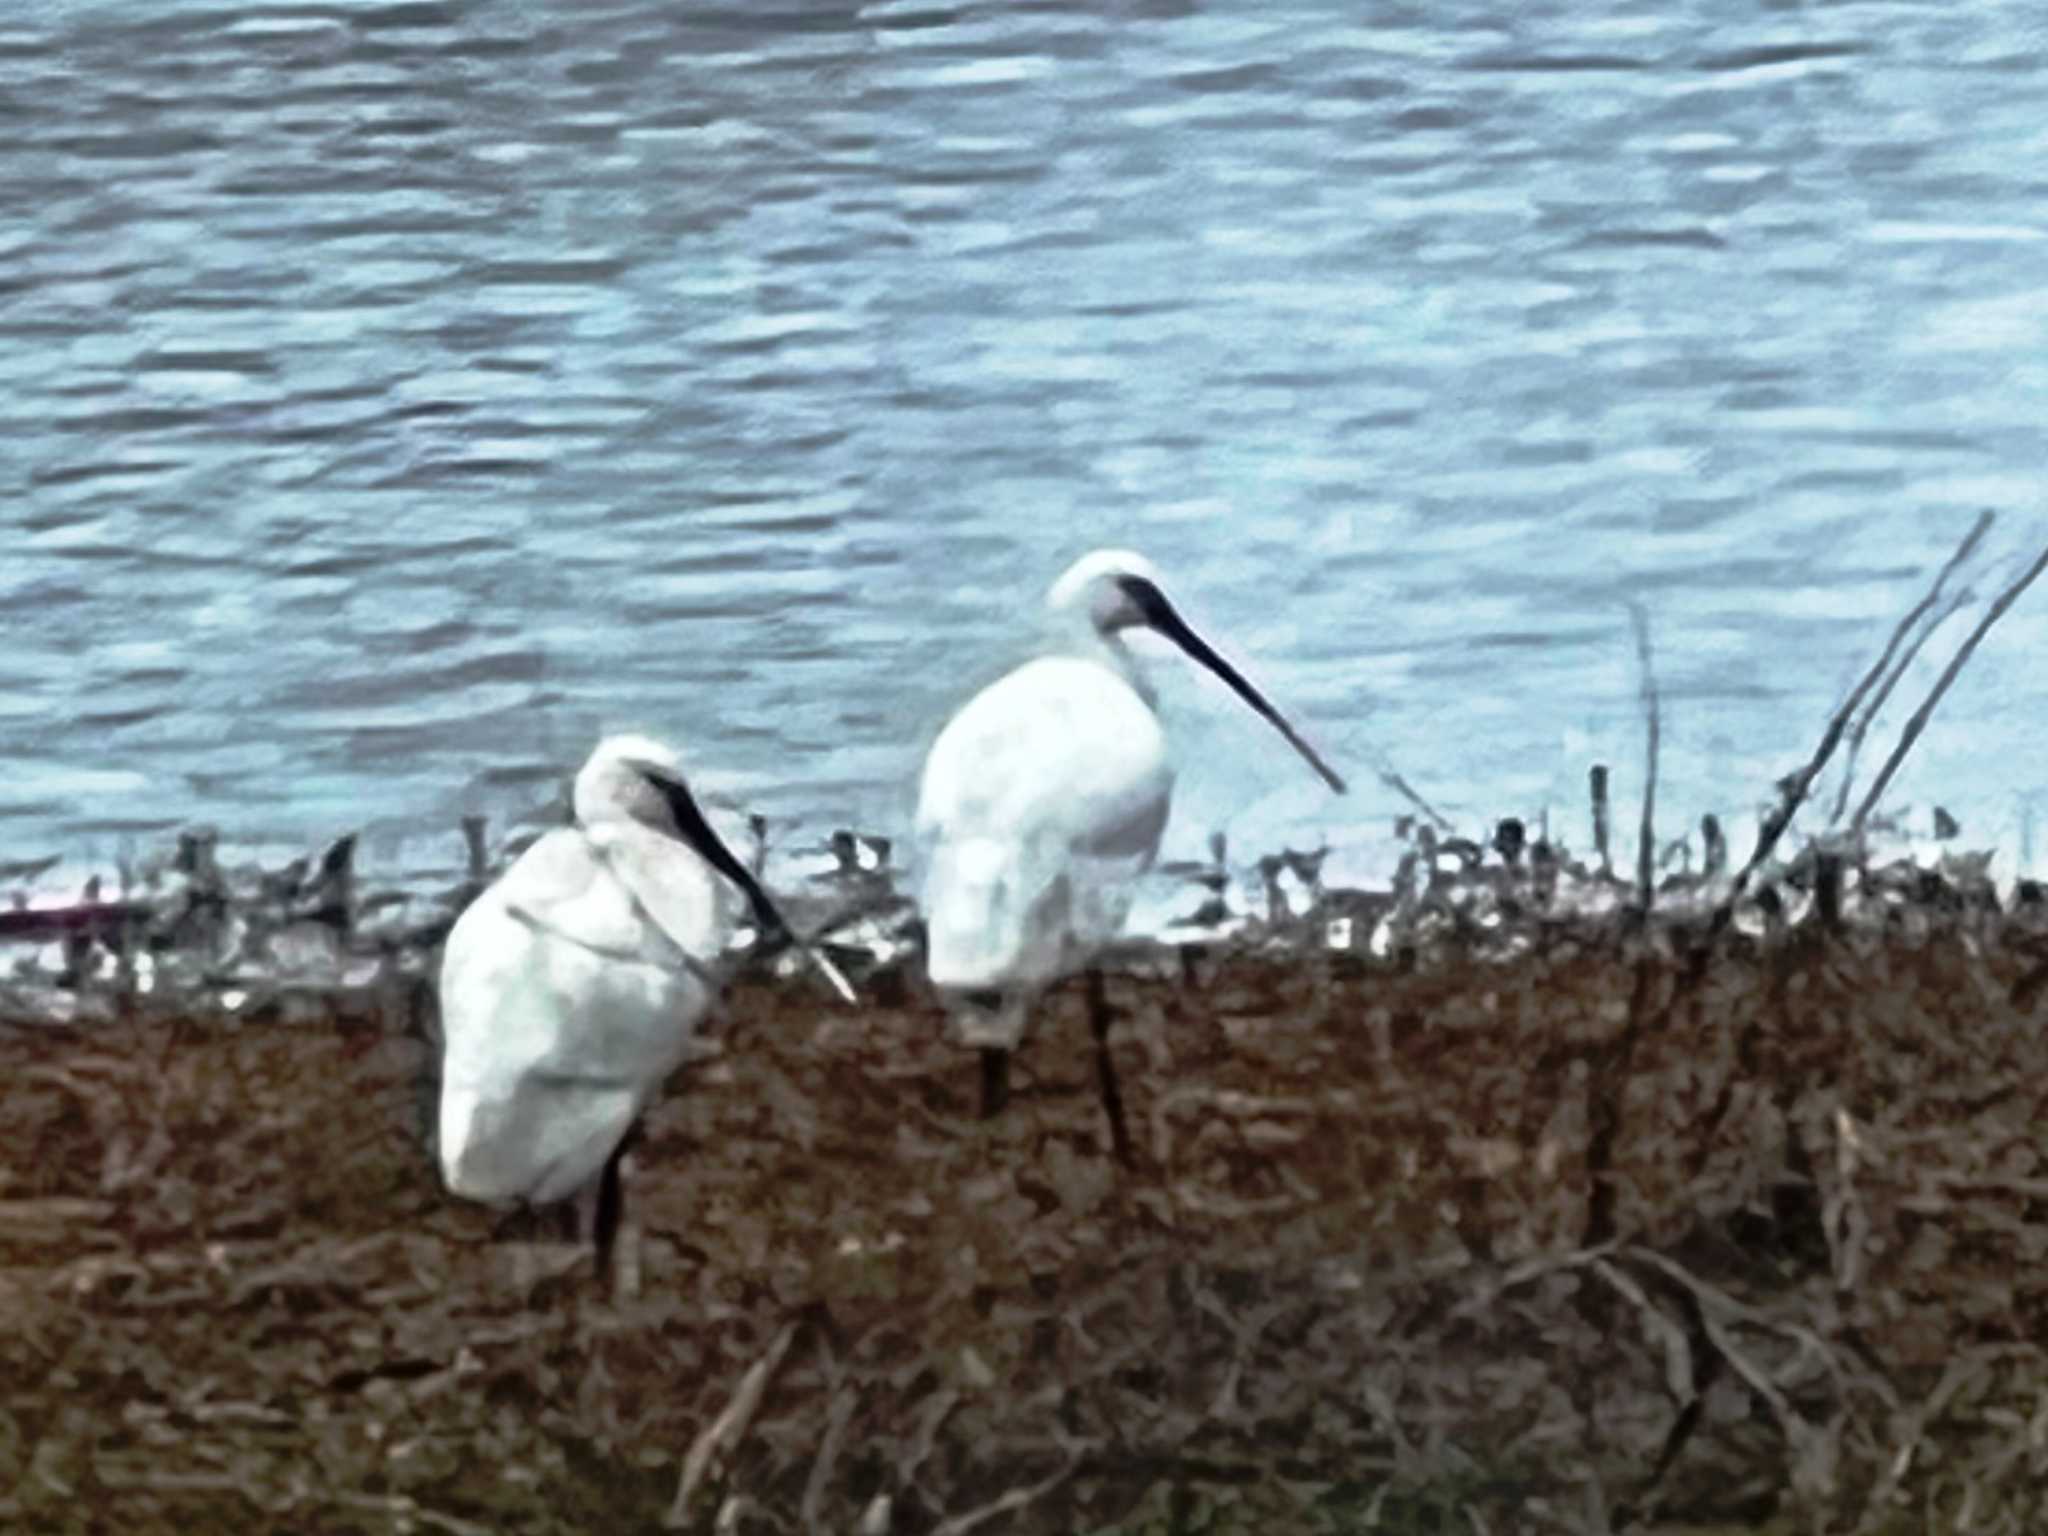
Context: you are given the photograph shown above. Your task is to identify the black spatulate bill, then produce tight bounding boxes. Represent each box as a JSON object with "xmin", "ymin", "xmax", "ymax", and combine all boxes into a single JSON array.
[
  {"xmin": 1116, "ymin": 574, "xmax": 1347, "ymax": 795},
  {"xmin": 643, "ymin": 768, "xmax": 857, "ymax": 1004}
]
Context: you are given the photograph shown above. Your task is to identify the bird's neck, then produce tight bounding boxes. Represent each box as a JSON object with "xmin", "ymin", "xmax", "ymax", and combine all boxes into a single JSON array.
[{"xmin": 1051, "ymin": 618, "xmax": 1156, "ymax": 704}]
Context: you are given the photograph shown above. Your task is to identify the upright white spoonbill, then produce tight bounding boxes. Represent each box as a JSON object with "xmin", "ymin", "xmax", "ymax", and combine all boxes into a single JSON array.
[
  {"xmin": 437, "ymin": 733, "xmax": 852, "ymax": 1268},
  {"xmin": 916, "ymin": 550, "xmax": 1346, "ymax": 1163}
]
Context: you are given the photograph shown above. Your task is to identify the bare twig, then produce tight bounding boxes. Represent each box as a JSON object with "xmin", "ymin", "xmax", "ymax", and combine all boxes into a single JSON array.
[
  {"xmin": 1828, "ymin": 510, "xmax": 1994, "ymax": 823},
  {"xmin": 666, "ymin": 1322, "xmax": 801, "ymax": 1528},
  {"xmin": 335, "ymin": 1493, "xmax": 493, "ymax": 1536},
  {"xmin": 1928, "ymin": 1172, "xmax": 2048, "ymax": 1201},
  {"xmin": 1617, "ymin": 1251, "xmax": 1825, "ymax": 1490},
  {"xmin": 1823, "ymin": 1106, "xmax": 1870, "ymax": 1295},
  {"xmin": 802, "ymin": 1387, "xmax": 857, "ymax": 1536},
  {"xmin": 1450, "ymin": 1244, "xmax": 1617, "ymax": 1317},
  {"xmin": 1671, "ymin": 515, "xmax": 2005, "ymax": 973},
  {"xmin": 1851, "ymin": 535, "xmax": 2048, "ymax": 833},
  {"xmin": 1623, "ymin": 1247, "xmax": 1842, "ymax": 1382},
  {"xmin": 1580, "ymin": 608, "xmax": 1663, "ymax": 1248},
  {"xmin": 931, "ymin": 1453, "xmax": 1083, "ymax": 1536},
  {"xmin": 1590, "ymin": 1257, "xmax": 1692, "ymax": 1402},
  {"xmin": 1630, "ymin": 604, "xmax": 1659, "ymax": 914},
  {"xmin": 1857, "ymin": 1349, "xmax": 2002, "ymax": 1528},
  {"xmin": 1590, "ymin": 764, "xmax": 1613, "ymax": 878},
  {"xmin": 1372, "ymin": 751, "xmax": 1453, "ymax": 832},
  {"xmin": 1700, "ymin": 813, "xmax": 1726, "ymax": 880},
  {"xmin": 1829, "ymin": 589, "xmax": 1974, "ymax": 825},
  {"xmin": 1582, "ymin": 947, "xmax": 1660, "ymax": 1249},
  {"xmin": 897, "ymin": 1387, "xmax": 961, "ymax": 1491}
]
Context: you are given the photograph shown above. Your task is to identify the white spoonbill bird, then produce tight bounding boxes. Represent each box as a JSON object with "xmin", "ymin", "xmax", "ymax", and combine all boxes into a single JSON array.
[
  {"xmin": 916, "ymin": 550, "xmax": 1346, "ymax": 1164},
  {"xmin": 437, "ymin": 733, "xmax": 852, "ymax": 1269}
]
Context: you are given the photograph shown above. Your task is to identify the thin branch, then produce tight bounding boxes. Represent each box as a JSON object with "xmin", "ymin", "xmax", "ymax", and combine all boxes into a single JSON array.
[
  {"xmin": 931, "ymin": 1454, "xmax": 1083, "ymax": 1536},
  {"xmin": 1827, "ymin": 509, "xmax": 1993, "ymax": 824},
  {"xmin": 802, "ymin": 1388, "xmax": 857, "ymax": 1536},
  {"xmin": 1693, "ymin": 513, "xmax": 1999, "ymax": 952},
  {"xmin": 1590, "ymin": 1256, "xmax": 1692, "ymax": 1402},
  {"xmin": 1851, "ymin": 535, "xmax": 2048, "ymax": 833},
  {"xmin": 666, "ymin": 1323, "xmax": 801, "ymax": 1528},
  {"xmin": 1828, "ymin": 588, "xmax": 1976, "ymax": 825},
  {"xmin": 1858, "ymin": 1352, "xmax": 1992, "ymax": 1523},
  {"xmin": 1581, "ymin": 608, "xmax": 1664, "ymax": 1250},
  {"xmin": 1629, "ymin": 604, "xmax": 1660, "ymax": 914},
  {"xmin": 335, "ymin": 1494, "xmax": 493, "ymax": 1536},
  {"xmin": 1328, "ymin": 725, "xmax": 1453, "ymax": 831},
  {"xmin": 1623, "ymin": 1246, "xmax": 1843, "ymax": 1376},
  {"xmin": 1372, "ymin": 753, "xmax": 1453, "ymax": 832},
  {"xmin": 1590, "ymin": 764, "xmax": 1613, "ymax": 878}
]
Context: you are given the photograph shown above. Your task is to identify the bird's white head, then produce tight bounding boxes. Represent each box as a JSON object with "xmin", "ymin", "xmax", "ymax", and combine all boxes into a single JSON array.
[
  {"xmin": 570, "ymin": 734, "xmax": 860, "ymax": 1004},
  {"xmin": 1041, "ymin": 550, "xmax": 1350, "ymax": 796},
  {"xmin": 1045, "ymin": 548, "xmax": 1169, "ymax": 635},
  {"xmin": 575, "ymin": 733, "xmax": 688, "ymax": 834}
]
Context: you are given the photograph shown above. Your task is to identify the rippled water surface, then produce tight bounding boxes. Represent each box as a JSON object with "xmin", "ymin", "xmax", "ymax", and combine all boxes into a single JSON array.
[{"xmin": 6, "ymin": 0, "xmax": 2048, "ymax": 888}]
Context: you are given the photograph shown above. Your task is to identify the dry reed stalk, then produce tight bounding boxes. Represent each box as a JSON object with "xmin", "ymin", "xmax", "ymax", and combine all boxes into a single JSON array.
[
  {"xmin": 1630, "ymin": 603, "xmax": 1660, "ymax": 915},
  {"xmin": 1700, "ymin": 515, "xmax": 2004, "ymax": 944},
  {"xmin": 665, "ymin": 1321, "xmax": 800, "ymax": 1528},
  {"xmin": 1850, "ymin": 534, "xmax": 2048, "ymax": 834},
  {"xmin": 1828, "ymin": 509, "xmax": 1994, "ymax": 824},
  {"xmin": 1589, "ymin": 763, "xmax": 1613, "ymax": 877},
  {"xmin": 1582, "ymin": 606, "xmax": 1662, "ymax": 1249}
]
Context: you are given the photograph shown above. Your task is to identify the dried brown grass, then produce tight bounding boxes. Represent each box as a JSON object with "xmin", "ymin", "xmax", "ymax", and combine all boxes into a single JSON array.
[{"xmin": 3, "ymin": 915, "xmax": 2047, "ymax": 1535}]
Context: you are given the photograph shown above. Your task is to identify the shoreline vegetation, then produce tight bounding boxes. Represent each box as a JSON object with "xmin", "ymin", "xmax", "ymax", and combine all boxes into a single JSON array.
[{"xmin": 4, "ymin": 516, "xmax": 2048, "ymax": 1533}]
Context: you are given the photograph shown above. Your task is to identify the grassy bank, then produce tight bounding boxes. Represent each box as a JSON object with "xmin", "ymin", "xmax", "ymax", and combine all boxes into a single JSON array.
[{"xmin": 4, "ymin": 900, "xmax": 2046, "ymax": 1534}]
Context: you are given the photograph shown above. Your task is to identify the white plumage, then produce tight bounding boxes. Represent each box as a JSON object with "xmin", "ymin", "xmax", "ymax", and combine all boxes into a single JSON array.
[
  {"xmin": 916, "ymin": 550, "xmax": 1345, "ymax": 1161},
  {"xmin": 921, "ymin": 654, "xmax": 1171, "ymax": 1012},
  {"xmin": 437, "ymin": 733, "xmax": 847, "ymax": 1259}
]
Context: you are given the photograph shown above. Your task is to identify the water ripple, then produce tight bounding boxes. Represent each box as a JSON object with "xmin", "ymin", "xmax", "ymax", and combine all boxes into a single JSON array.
[{"xmin": 0, "ymin": 0, "xmax": 2043, "ymax": 877}]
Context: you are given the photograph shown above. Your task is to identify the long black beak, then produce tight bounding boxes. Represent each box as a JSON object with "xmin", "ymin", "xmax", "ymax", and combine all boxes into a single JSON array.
[
  {"xmin": 1117, "ymin": 574, "xmax": 1347, "ymax": 794},
  {"xmin": 644, "ymin": 771, "xmax": 856, "ymax": 1004}
]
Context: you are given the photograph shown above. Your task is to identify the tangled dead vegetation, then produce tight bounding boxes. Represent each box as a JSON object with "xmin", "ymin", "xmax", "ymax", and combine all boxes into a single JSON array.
[
  {"xmin": 4, "ymin": 897, "xmax": 2048, "ymax": 1534},
  {"xmin": 5, "ymin": 518, "xmax": 2045, "ymax": 1532}
]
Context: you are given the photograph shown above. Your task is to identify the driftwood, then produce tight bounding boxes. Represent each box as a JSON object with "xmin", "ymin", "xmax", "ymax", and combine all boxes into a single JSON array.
[{"xmin": 0, "ymin": 901, "xmax": 154, "ymax": 942}]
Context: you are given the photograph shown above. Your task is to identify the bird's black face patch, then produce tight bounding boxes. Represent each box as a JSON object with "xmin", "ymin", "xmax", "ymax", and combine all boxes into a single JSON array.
[
  {"xmin": 1111, "ymin": 575, "xmax": 1349, "ymax": 795},
  {"xmin": 1115, "ymin": 570, "xmax": 1210, "ymax": 659},
  {"xmin": 640, "ymin": 768, "xmax": 789, "ymax": 939},
  {"xmin": 1114, "ymin": 573, "xmax": 1175, "ymax": 630}
]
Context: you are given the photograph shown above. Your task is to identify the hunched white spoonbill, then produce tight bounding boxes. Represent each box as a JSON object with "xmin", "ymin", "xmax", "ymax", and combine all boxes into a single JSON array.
[
  {"xmin": 436, "ymin": 733, "xmax": 852, "ymax": 1270},
  {"xmin": 916, "ymin": 550, "xmax": 1346, "ymax": 1163}
]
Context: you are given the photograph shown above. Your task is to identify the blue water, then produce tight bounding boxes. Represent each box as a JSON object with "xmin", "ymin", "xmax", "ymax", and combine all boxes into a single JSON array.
[{"xmin": 5, "ymin": 0, "xmax": 2047, "ymax": 895}]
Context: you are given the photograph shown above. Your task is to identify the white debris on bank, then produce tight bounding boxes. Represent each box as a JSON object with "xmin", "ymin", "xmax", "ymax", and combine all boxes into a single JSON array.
[{"xmin": 0, "ymin": 802, "xmax": 2039, "ymax": 1027}]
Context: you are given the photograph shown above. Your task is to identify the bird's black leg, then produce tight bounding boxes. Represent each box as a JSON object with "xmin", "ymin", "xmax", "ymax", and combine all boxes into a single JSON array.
[
  {"xmin": 980, "ymin": 1046, "xmax": 1011, "ymax": 1118},
  {"xmin": 561, "ymin": 1136, "xmax": 630, "ymax": 1282},
  {"xmin": 1087, "ymin": 967, "xmax": 1133, "ymax": 1167},
  {"xmin": 591, "ymin": 1140, "xmax": 625, "ymax": 1279}
]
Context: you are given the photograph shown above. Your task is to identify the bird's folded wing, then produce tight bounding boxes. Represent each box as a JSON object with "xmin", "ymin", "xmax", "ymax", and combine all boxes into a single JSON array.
[
  {"xmin": 501, "ymin": 825, "xmax": 732, "ymax": 979},
  {"xmin": 499, "ymin": 829, "xmax": 673, "ymax": 964},
  {"xmin": 922, "ymin": 835, "xmax": 1071, "ymax": 991}
]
